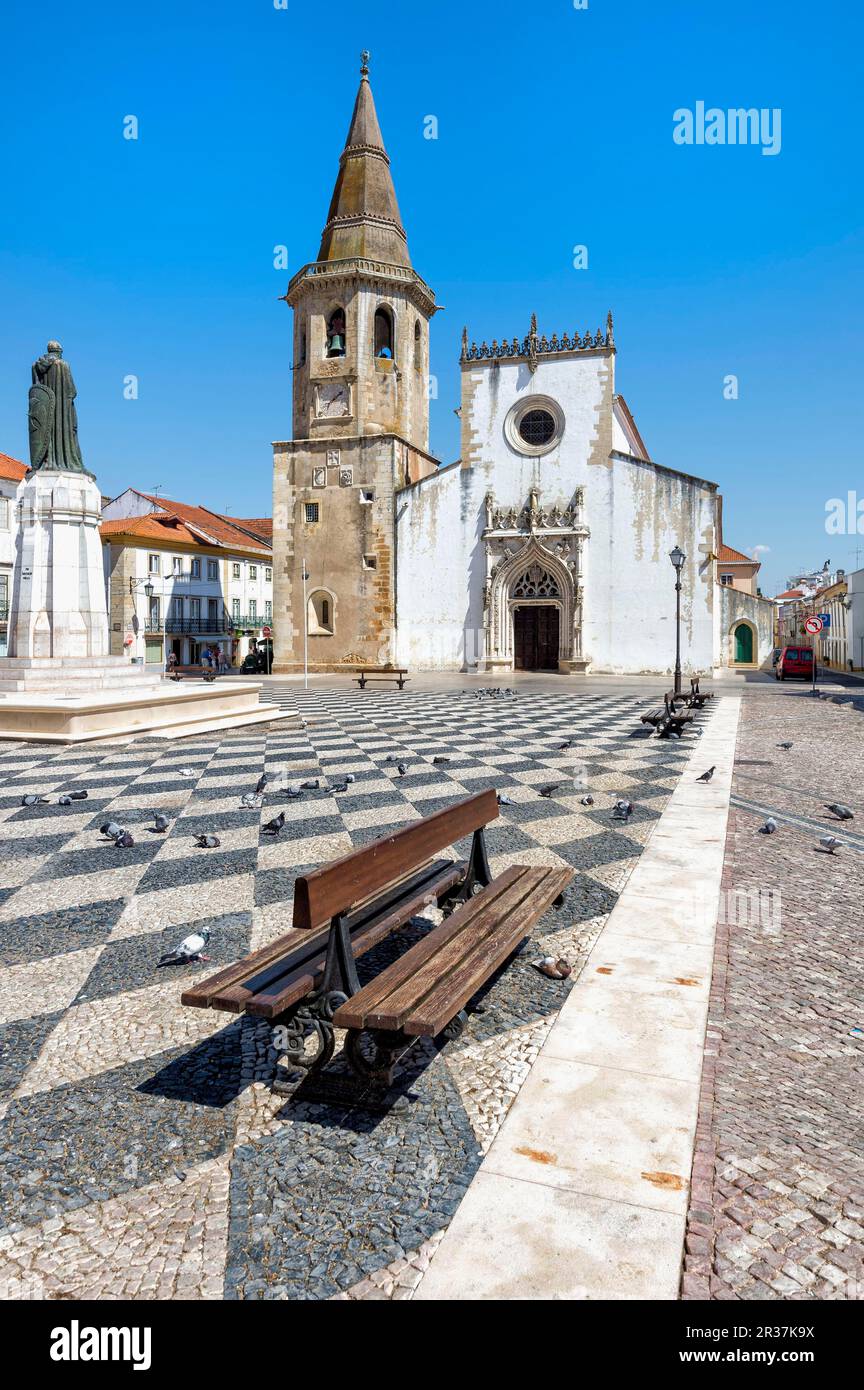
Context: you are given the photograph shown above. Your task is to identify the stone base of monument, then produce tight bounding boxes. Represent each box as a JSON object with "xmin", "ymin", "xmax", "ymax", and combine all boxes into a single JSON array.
[{"xmin": 0, "ymin": 666, "xmax": 294, "ymax": 743}]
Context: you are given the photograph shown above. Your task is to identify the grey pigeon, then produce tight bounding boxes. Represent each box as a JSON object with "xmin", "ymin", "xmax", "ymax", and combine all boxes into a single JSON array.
[
  {"xmin": 179, "ymin": 768, "xmax": 195, "ymax": 779},
  {"xmin": 194, "ymin": 834, "xmax": 221, "ymax": 849},
  {"xmin": 157, "ymin": 926, "xmax": 211, "ymax": 967},
  {"xmin": 825, "ymin": 803, "xmax": 854, "ymax": 821},
  {"xmin": 58, "ymin": 790, "xmax": 88, "ymax": 804},
  {"xmin": 761, "ymin": 818, "xmax": 778, "ymax": 834},
  {"xmin": 100, "ymin": 821, "xmax": 125, "ymax": 840},
  {"xmin": 114, "ymin": 830, "xmax": 135, "ymax": 848},
  {"xmin": 432, "ymin": 756, "xmax": 450, "ymax": 765},
  {"xmin": 21, "ymin": 794, "xmax": 49, "ymax": 806},
  {"xmin": 497, "ymin": 792, "xmax": 514, "ymax": 806},
  {"xmin": 153, "ymin": 814, "xmax": 170, "ymax": 833},
  {"xmin": 611, "ymin": 799, "xmax": 634, "ymax": 821},
  {"xmin": 559, "ymin": 740, "xmax": 574, "ymax": 751},
  {"xmin": 344, "ymin": 774, "xmax": 355, "ymax": 784},
  {"xmin": 539, "ymin": 783, "xmax": 562, "ymax": 799},
  {"xmin": 285, "ymin": 782, "xmax": 303, "ymax": 799},
  {"xmin": 255, "ymin": 772, "xmax": 269, "ymax": 795},
  {"xmin": 300, "ymin": 778, "xmax": 320, "ymax": 790},
  {"xmin": 819, "ymin": 835, "xmax": 841, "ymax": 854},
  {"xmin": 239, "ymin": 793, "xmax": 261, "ymax": 809},
  {"xmin": 580, "ymin": 795, "xmax": 594, "ymax": 806},
  {"xmin": 397, "ymin": 764, "xmax": 407, "ymax": 776},
  {"xmin": 696, "ymin": 766, "xmax": 716, "ymax": 783},
  {"xmin": 329, "ymin": 782, "xmax": 348, "ymax": 794},
  {"xmin": 263, "ymin": 812, "xmax": 285, "ymax": 835},
  {"xmin": 778, "ymin": 741, "xmax": 793, "ymax": 750}
]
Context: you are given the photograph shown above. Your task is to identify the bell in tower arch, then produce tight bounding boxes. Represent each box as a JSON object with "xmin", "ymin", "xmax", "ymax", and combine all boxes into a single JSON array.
[{"xmin": 326, "ymin": 308, "xmax": 346, "ymax": 357}]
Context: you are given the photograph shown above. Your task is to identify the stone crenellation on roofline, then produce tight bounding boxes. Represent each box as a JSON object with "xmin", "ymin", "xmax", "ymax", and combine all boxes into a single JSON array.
[{"xmin": 461, "ymin": 312, "xmax": 615, "ymax": 366}]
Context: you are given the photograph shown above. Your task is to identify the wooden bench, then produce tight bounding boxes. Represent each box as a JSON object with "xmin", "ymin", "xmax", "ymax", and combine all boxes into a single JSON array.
[
  {"xmin": 657, "ymin": 691, "xmax": 694, "ymax": 737},
  {"xmin": 182, "ymin": 789, "xmax": 572, "ymax": 1089},
  {"xmin": 353, "ymin": 666, "xmax": 409, "ymax": 690},
  {"xmin": 687, "ymin": 676, "xmax": 713, "ymax": 708}
]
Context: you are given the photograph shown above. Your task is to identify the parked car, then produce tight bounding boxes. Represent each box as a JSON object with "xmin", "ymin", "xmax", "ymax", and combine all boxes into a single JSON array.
[
  {"xmin": 775, "ymin": 645, "xmax": 816, "ymax": 681},
  {"xmin": 770, "ymin": 647, "xmax": 782, "ymax": 668}
]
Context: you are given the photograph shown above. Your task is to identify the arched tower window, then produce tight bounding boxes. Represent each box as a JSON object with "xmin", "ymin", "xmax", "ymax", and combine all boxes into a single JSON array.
[
  {"xmin": 374, "ymin": 306, "xmax": 394, "ymax": 359},
  {"xmin": 413, "ymin": 319, "xmax": 422, "ymax": 371},
  {"xmin": 325, "ymin": 308, "xmax": 346, "ymax": 358},
  {"xmin": 308, "ymin": 589, "xmax": 335, "ymax": 635}
]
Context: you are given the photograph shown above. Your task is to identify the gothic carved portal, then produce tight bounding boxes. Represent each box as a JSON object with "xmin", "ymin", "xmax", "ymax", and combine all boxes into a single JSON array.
[{"xmin": 481, "ymin": 489, "xmax": 590, "ymax": 672}]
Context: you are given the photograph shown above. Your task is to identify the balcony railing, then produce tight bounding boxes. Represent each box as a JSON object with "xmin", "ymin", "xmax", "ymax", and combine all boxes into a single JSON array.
[
  {"xmin": 230, "ymin": 614, "xmax": 271, "ymax": 629},
  {"xmin": 146, "ymin": 616, "xmax": 232, "ymax": 635}
]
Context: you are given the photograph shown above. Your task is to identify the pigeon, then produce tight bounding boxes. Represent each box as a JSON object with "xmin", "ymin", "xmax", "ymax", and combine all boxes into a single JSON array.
[
  {"xmin": 100, "ymin": 821, "xmax": 125, "ymax": 840},
  {"xmin": 152, "ymin": 814, "xmax": 170, "ymax": 833},
  {"xmin": 496, "ymin": 792, "xmax": 514, "ymax": 806},
  {"xmin": 760, "ymin": 818, "xmax": 778, "ymax": 834},
  {"xmin": 263, "ymin": 812, "xmax": 286, "ymax": 835},
  {"xmin": 532, "ymin": 956, "xmax": 572, "ymax": 980},
  {"xmin": 538, "ymin": 783, "xmax": 562, "ymax": 799},
  {"xmin": 300, "ymin": 778, "xmax": 320, "ymax": 790},
  {"xmin": 58, "ymin": 790, "xmax": 88, "ymax": 804},
  {"xmin": 818, "ymin": 836, "xmax": 841, "ymax": 854},
  {"xmin": 194, "ymin": 834, "xmax": 221, "ymax": 849},
  {"xmin": 255, "ymin": 772, "xmax": 269, "ymax": 795},
  {"xmin": 778, "ymin": 741, "xmax": 793, "ymax": 750},
  {"xmin": 344, "ymin": 774, "xmax": 355, "ymax": 784},
  {"xmin": 559, "ymin": 740, "xmax": 574, "ymax": 751},
  {"xmin": 329, "ymin": 782, "xmax": 348, "ymax": 794},
  {"xmin": 611, "ymin": 799, "xmax": 634, "ymax": 821},
  {"xmin": 239, "ymin": 793, "xmax": 262, "ymax": 809},
  {"xmin": 21, "ymin": 794, "xmax": 49, "ymax": 806},
  {"xmin": 285, "ymin": 782, "xmax": 303, "ymax": 799},
  {"xmin": 157, "ymin": 926, "xmax": 212, "ymax": 967},
  {"xmin": 397, "ymin": 764, "xmax": 407, "ymax": 776},
  {"xmin": 179, "ymin": 768, "xmax": 195, "ymax": 779},
  {"xmin": 168, "ymin": 672, "xmax": 183, "ymax": 682},
  {"xmin": 696, "ymin": 766, "xmax": 716, "ymax": 783},
  {"xmin": 114, "ymin": 830, "xmax": 135, "ymax": 848},
  {"xmin": 432, "ymin": 756, "xmax": 450, "ymax": 765},
  {"xmin": 580, "ymin": 794, "xmax": 594, "ymax": 806},
  {"xmin": 202, "ymin": 671, "xmax": 216, "ymax": 683},
  {"xmin": 825, "ymin": 803, "xmax": 854, "ymax": 821}
]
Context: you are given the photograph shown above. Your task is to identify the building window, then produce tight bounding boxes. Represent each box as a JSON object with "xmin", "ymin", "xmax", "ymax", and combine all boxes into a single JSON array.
[
  {"xmin": 308, "ymin": 589, "xmax": 334, "ymax": 634},
  {"xmin": 504, "ymin": 395, "xmax": 565, "ymax": 456},
  {"xmin": 363, "ymin": 554, "xmax": 377, "ymax": 570},
  {"xmin": 265, "ymin": 600, "xmax": 272, "ymax": 620},
  {"xmin": 360, "ymin": 489, "xmax": 374, "ymax": 504},
  {"xmin": 374, "ymin": 306, "xmax": 394, "ymax": 359},
  {"xmin": 0, "ymin": 497, "xmax": 9, "ymax": 528},
  {"xmin": 249, "ymin": 565, "xmax": 257, "ymax": 580},
  {"xmin": 190, "ymin": 558, "xmax": 201, "ymax": 578},
  {"xmin": 148, "ymin": 597, "xmax": 160, "ymax": 628},
  {"xmin": 172, "ymin": 556, "xmax": 182, "ymax": 575},
  {"xmin": 208, "ymin": 598, "xmax": 218, "ymax": 620},
  {"xmin": 232, "ymin": 598, "xmax": 240, "ymax": 621},
  {"xmin": 414, "ymin": 319, "xmax": 422, "ymax": 371},
  {"xmin": 232, "ymin": 562, "xmax": 241, "ymax": 579},
  {"xmin": 0, "ymin": 573, "xmax": 9, "ymax": 614},
  {"xmin": 189, "ymin": 597, "xmax": 200, "ymax": 621},
  {"xmin": 326, "ymin": 307, "xmax": 346, "ymax": 358},
  {"xmin": 720, "ymin": 573, "xmax": 734, "ymax": 586},
  {"xmin": 207, "ymin": 559, "xmax": 218, "ymax": 580},
  {"xmin": 305, "ymin": 503, "xmax": 320, "ymax": 524},
  {"xmin": 145, "ymin": 637, "xmax": 163, "ymax": 665},
  {"xmin": 265, "ymin": 567, "xmax": 272, "ymax": 583},
  {"xmin": 249, "ymin": 599, "xmax": 257, "ymax": 619},
  {"xmin": 148, "ymin": 553, "xmax": 160, "ymax": 575}
]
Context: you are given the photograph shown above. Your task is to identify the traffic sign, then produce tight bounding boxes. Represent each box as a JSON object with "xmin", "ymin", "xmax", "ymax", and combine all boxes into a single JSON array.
[
  {"xmin": 262, "ymin": 625, "xmax": 272, "ymax": 637},
  {"xmin": 818, "ymin": 613, "xmax": 831, "ymax": 629},
  {"xmin": 805, "ymin": 615, "xmax": 823, "ymax": 635}
]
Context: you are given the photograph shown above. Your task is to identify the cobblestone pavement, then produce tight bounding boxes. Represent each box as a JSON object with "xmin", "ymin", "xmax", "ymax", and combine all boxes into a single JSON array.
[
  {"xmin": 681, "ymin": 689, "xmax": 864, "ymax": 1301},
  {"xmin": 0, "ymin": 685, "xmax": 706, "ymax": 1300}
]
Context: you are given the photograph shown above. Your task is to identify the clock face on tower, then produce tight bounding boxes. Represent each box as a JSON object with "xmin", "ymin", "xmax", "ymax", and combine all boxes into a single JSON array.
[{"xmin": 316, "ymin": 382, "xmax": 351, "ymax": 419}]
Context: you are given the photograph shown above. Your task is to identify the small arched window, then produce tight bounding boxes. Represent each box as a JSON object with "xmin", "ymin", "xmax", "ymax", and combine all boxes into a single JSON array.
[
  {"xmin": 326, "ymin": 308, "xmax": 346, "ymax": 358},
  {"xmin": 299, "ymin": 329, "xmax": 307, "ymax": 366},
  {"xmin": 413, "ymin": 319, "xmax": 422, "ymax": 371},
  {"xmin": 308, "ymin": 589, "xmax": 335, "ymax": 635},
  {"xmin": 374, "ymin": 307, "xmax": 394, "ymax": 359}
]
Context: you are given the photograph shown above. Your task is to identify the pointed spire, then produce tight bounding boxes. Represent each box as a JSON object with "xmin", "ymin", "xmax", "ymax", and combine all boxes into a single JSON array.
[{"xmin": 316, "ymin": 54, "xmax": 411, "ymax": 267}]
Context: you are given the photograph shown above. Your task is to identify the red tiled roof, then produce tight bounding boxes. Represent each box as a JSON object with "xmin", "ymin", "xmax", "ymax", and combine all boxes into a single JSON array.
[
  {"xmin": 100, "ymin": 515, "xmax": 205, "ymax": 546},
  {"xmin": 222, "ymin": 516, "xmax": 273, "ymax": 543},
  {"xmin": 0, "ymin": 451, "xmax": 27, "ymax": 482},
  {"xmin": 775, "ymin": 589, "xmax": 804, "ymax": 600},
  {"xmin": 138, "ymin": 494, "xmax": 271, "ymax": 555},
  {"xmin": 718, "ymin": 543, "xmax": 757, "ymax": 565}
]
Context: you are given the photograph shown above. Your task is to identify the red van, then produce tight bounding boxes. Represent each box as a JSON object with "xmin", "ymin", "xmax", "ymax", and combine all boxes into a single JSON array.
[{"xmin": 775, "ymin": 646, "xmax": 816, "ymax": 681}]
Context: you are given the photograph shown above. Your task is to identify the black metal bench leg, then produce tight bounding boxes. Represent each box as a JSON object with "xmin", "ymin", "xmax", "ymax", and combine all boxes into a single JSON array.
[{"xmin": 344, "ymin": 1028, "xmax": 408, "ymax": 1087}]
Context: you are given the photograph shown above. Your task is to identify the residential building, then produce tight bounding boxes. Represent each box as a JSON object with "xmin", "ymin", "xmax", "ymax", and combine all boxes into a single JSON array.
[
  {"xmin": 0, "ymin": 452, "xmax": 28, "ymax": 655},
  {"xmin": 715, "ymin": 543, "xmax": 761, "ymax": 595},
  {"xmin": 814, "ymin": 577, "xmax": 849, "ymax": 670},
  {"xmin": 100, "ymin": 490, "xmax": 273, "ymax": 667},
  {"xmin": 847, "ymin": 567, "xmax": 864, "ymax": 672}
]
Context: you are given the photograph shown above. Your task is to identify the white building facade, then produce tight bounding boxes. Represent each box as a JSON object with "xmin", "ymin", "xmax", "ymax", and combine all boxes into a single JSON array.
[{"xmin": 0, "ymin": 453, "xmax": 27, "ymax": 657}]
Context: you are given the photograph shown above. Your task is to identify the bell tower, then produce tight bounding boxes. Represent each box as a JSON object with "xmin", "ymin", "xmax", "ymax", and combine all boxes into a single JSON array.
[
  {"xmin": 271, "ymin": 54, "xmax": 440, "ymax": 676},
  {"xmin": 285, "ymin": 51, "xmax": 436, "ymax": 449}
]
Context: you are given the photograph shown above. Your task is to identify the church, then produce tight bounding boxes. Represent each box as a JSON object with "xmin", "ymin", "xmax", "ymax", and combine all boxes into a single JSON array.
[{"xmin": 271, "ymin": 57, "xmax": 772, "ymax": 677}]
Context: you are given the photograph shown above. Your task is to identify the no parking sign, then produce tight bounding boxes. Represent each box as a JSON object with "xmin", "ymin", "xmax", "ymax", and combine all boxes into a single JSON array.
[{"xmin": 804, "ymin": 616, "xmax": 823, "ymax": 636}]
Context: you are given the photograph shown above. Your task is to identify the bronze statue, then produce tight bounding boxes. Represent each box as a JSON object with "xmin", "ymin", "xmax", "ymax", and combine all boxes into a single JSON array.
[{"xmin": 28, "ymin": 342, "xmax": 87, "ymax": 473}]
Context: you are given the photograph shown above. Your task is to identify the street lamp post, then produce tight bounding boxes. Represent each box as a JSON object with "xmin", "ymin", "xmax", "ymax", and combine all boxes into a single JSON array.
[
  {"xmin": 129, "ymin": 576, "xmax": 155, "ymax": 666},
  {"xmin": 669, "ymin": 545, "xmax": 686, "ymax": 696}
]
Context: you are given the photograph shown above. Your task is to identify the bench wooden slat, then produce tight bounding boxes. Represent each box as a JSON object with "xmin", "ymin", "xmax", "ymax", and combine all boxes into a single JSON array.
[
  {"xmin": 293, "ymin": 789, "xmax": 498, "ymax": 930},
  {"xmin": 181, "ymin": 927, "xmax": 311, "ymax": 1009},
  {"xmin": 403, "ymin": 868, "xmax": 573, "ymax": 1037},
  {"xmin": 331, "ymin": 866, "xmax": 526, "ymax": 1030},
  {"xmin": 244, "ymin": 860, "xmax": 466, "ymax": 1019},
  {"xmin": 360, "ymin": 869, "xmax": 547, "ymax": 1031}
]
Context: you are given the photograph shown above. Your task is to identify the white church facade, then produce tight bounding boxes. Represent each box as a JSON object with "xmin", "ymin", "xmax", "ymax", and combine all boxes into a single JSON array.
[{"xmin": 272, "ymin": 59, "xmax": 769, "ymax": 678}]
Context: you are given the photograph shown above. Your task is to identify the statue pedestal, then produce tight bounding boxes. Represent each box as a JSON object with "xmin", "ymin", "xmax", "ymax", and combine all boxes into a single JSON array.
[{"xmin": 8, "ymin": 470, "xmax": 108, "ymax": 660}]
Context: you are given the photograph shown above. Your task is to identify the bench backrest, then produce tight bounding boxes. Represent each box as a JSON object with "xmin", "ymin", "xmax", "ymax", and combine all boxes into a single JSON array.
[{"xmin": 292, "ymin": 788, "xmax": 498, "ymax": 930}]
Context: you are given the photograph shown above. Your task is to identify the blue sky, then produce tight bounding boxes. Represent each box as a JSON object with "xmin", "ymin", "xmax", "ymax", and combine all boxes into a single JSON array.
[{"xmin": 1, "ymin": 0, "xmax": 861, "ymax": 596}]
